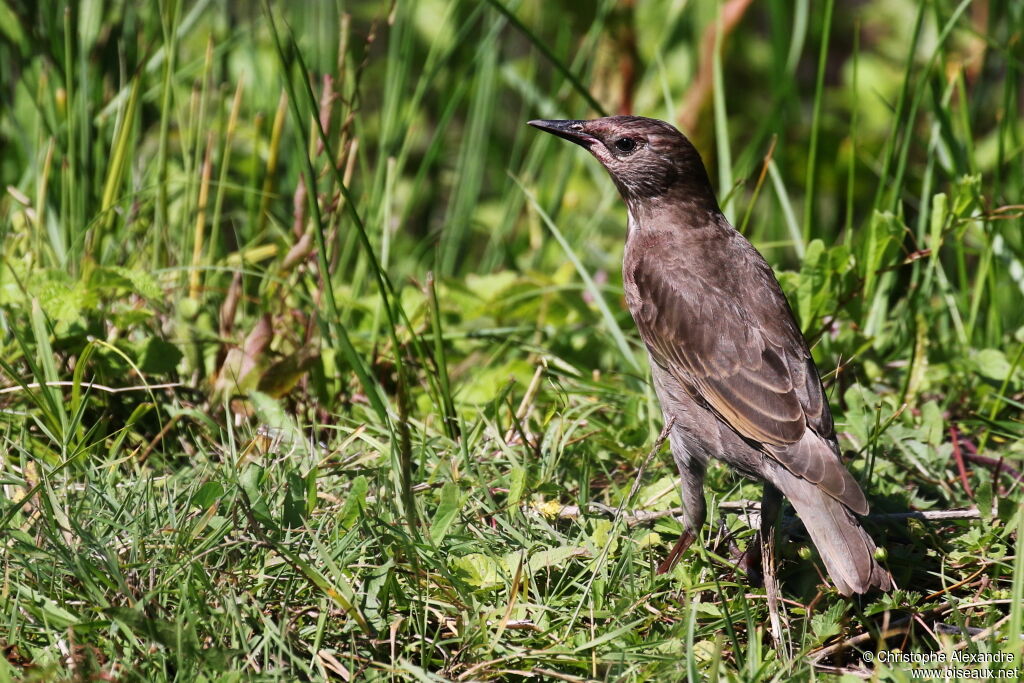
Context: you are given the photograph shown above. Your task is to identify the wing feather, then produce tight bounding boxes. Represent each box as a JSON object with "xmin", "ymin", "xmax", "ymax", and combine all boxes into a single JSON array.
[{"xmin": 627, "ymin": 235, "xmax": 866, "ymax": 512}]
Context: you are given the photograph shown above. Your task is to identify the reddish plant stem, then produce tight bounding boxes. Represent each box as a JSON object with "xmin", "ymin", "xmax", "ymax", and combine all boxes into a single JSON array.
[{"xmin": 949, "ymin": 426, "xmax": 975, "ymax": 499}]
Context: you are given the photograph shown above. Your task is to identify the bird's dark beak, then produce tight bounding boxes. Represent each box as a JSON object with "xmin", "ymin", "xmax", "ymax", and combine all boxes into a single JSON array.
[{"xmin": 528, "ymin": 119, "xmax": 597, "ymax": 148}]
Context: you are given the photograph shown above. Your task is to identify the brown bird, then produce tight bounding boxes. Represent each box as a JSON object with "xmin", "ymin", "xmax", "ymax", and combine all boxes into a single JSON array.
[{"xmin": 529, "ymin": 115, "xmax": 893, "ymax": 595}]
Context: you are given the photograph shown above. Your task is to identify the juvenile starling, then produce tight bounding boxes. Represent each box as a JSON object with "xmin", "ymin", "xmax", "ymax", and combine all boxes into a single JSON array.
[{"xmin": 529, "ymin": 116, "xmax": 893, "ymax": 595}]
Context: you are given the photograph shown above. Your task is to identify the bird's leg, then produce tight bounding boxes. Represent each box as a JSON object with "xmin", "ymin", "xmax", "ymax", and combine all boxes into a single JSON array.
[
  {"xmin": 658, "ymin": 530, "xmax": 694, "ymax": 574},
  {"xmin": 758, "ymin": 485, "xmax": 785, "ymax": 650},
  {"xmin": 658, "ymin": 434, "xmax": 707, "ymax": 574},
  {"xmin": 759, "ymin": 484, "xmax": 782, "ymax": 563},
  {"xmin": 736, "ymin": 485, "xmax": 783, "ymax": 584}
]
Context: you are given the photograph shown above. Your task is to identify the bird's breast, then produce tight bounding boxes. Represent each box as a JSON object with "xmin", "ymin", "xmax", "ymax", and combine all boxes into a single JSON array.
[
  {"xmin": 622, "ymin": 227, "xmax": 680, "ymax": 317},
  {"xmin": 621, "ymin": 237, "xmax": 645, "ymax": 318}
]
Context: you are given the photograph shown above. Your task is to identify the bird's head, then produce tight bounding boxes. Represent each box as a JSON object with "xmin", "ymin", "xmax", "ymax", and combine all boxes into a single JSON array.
[{"xmin": 528, "ymin": 115, "xmax": 718, "ymax": 213}]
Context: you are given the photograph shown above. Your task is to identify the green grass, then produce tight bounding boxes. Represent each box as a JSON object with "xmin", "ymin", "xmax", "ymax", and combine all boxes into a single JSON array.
[{"xmin": 1, "ymin": 0, "xmax": 1023, "ymax": 680}]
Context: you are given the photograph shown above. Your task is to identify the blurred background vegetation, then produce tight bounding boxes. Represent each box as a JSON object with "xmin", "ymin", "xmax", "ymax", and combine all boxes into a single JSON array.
[{"xmin": 1, "ymin": 0, "xmax": 1022, "ymax": 680}]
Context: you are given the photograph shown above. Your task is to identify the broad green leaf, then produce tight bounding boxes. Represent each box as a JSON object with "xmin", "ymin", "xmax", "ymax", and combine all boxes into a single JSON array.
[
  {"xmin": 860, "ymin": 210, "xmax": 904, "ymax": 302},
  {"xmin": 0, "ymin": 1, "xmax": 28, "ymax": 53},
  {"xmin": 920, "ymin": 400, "xmax": 944, "ymax": 447},
  {"xmin": 464, "ymin": 271, "xmax": 518, "ymax": 302},
  {"xmin": 139, "ymin": 337, "xmax": 184, "ymax": 375},
  {"xmin": 976, "ymin": 479, "xmax": 993, "ymax": 522},
  {"xmin": 282, "ymin": 470, "xmax": 307, "ymax": 528},
  {"xmin": 101, "ymin": 266, "xmax": 163, "ymax": 299},
  {"xmin": 797, "ymin": 238, "xmax": 827, "ymax": 332},
  {"xmin": 38, "ymin": 278, "xmax": 94, "ymax": 327},
  {"xmin": 975, "ymin": 348, "xmax": 1012, "ymax": 381},
  {"xmin": 191, "ymin": 481, "xmax": 225, "ymax": 509},
  {"xmin": 451, "ymin": 553, "xmax": 502, "ymax": 589},
  {"xmin": 239, "ymin": 465, "xmax": 273, "ymax": 526},
  {"xmin": 430, "ymin": 482, "xmax": 461, "ymax": 544},
  {"xmin": 507, "ymin": 466, "xmax": 526, "ymax": 506},
  {"xmin": 521, "ymin": 545, "xmax": 585, "ymax": 575},
  {"xmin": 951, "ymin": 174, "xmax": 981, "ymax": 219},
  {"xmin": 810, "ymin": 602, "xmax": 846, "ymax": 643},
  {"xmin": 590, "ymin": 519, "xmax": 617, "ymax": 556},
  {"xmin": 339, "ymin": 476, "xmax": 368, "ymax": 529}
]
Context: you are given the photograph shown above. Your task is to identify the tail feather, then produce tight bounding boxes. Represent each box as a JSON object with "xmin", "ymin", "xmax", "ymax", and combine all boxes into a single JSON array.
[{"xmin": 771, "ymin": 466, "xmax": 893, "ymax": 596}]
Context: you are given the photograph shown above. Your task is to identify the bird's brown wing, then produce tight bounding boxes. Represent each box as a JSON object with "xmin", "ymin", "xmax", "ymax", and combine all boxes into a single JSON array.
[
  {"xmin": 631, "ymin": 249, "xmax": 828, "ymax": 445},
  {"xmin": 629, "ymin": 245, "xmax": 867, "ymax": 512}
]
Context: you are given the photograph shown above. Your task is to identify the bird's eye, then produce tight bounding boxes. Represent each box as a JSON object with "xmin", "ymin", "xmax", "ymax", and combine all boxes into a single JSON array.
[{"xmin": 614, "ymin": 137, "xmax": 637, "ymax": 153}]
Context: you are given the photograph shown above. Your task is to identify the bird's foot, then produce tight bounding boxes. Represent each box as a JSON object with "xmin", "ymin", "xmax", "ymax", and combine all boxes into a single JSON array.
[
  {"xmin": 733, "ymin": 541, "xmax": 764, "ymax": 587},
  {"xmin": 716, "ymin": 521, "xmax": 766, "ymax": 587}
]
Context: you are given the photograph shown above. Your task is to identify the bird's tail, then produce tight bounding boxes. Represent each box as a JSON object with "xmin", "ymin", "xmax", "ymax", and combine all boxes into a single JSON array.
[{"xmin": 772, "ymin": 468, "xmax": 894, "ymax": 596}]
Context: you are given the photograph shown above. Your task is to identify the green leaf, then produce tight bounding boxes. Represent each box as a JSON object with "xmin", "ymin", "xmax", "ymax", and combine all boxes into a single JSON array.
[
  {"xmin": 282, "ymin": 470, "xmax": 307, "ymax": 528},
  {"xmin": 0, "ymin": 1, "xmax": 28, "ymax": 54},
  {"xmin": 976, "ymin": 479, "xmax": 993, "ymax": 522},
  {"xmin": 38, "ymin": 278, "xmax": 94, "ymax": 327},
  {"xmin": 111, "ymin": 266, "xmax": 162, "ymax": 299},
  {"xmin": 507, "ymin": 466, "xmax": 526, "ymax": 506},
  {"xmin": 589, "ymin": 519, "xmax": 617, "ymax": 556},
  {"xmin": 975, "ymin": 348, "xmax": 1012, "ymax": 381},
  {"xmin": 860, "ymin": 210, "xmax": 904, "ymax": 302},
  {"xmin": 841, "ymin": 384, "xmax": 876, "ymax": 447},
  {"xmin": 451, "ymin": 553, "xmax": 502, "ymax": 588},
  {"xmin": 522, "ymin": 545, "xmax": 585, "ymax": 574},
  {"xmin": 920, "ymin": 400, "xmax": 944, "ymax": 447},
  {"xmin": 929, "ymin": 193, "xmax": 948, "ymax": 260},
  {"xmin": 810, "ymin": 602, "xmax": 845, "ymax": 643},
  {"xmin": 951, "ymin": 174, "xmax": 981, "ymax": 219},
  {"xmin": 191, "ymin": 481, "xmax": 224, "ymax": 508},
  {"xmin": 239, "ymin": 465, "xmax": 273, "ymax": 526},
  {"xmin": 305, "ymin": 467, "xmax": 318, "ymax": 517},
  {"xmin": 14, "ymin": 583, "xmax": 78, "ymax": 628},
  {"xmin": 828, "ymin": 243, "xmax": 854, "ymax": 275},
  {"xmin": 112, "ymin": 307, "xmax": 155, "ymax": 328},
  {"xmin": 797, "ymin": 238, "xmax": 827, "ymax": 332},
  {"xmin": 430, "ymin": 482, "xmax": 461, "ymax": 544},
  {"xmin": 340, "ymin": 476, "xmax": 368, "ymax": 529},
  {"xmin": 94, "ymin": 266, "xmax": 162, "ymax": 299},
  {"xmin": 138, "ymin": 337, "xmax": 183, "ymax": 375}
]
